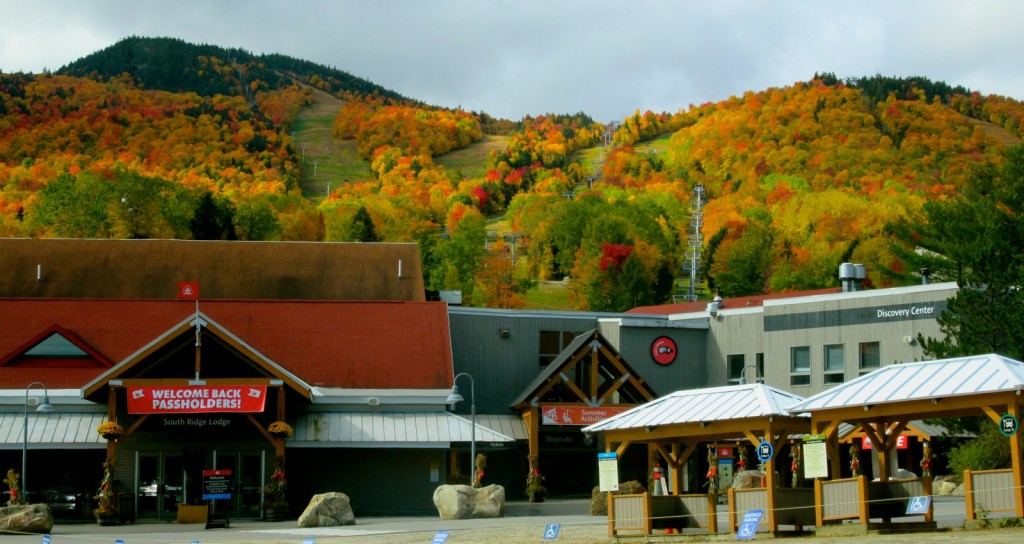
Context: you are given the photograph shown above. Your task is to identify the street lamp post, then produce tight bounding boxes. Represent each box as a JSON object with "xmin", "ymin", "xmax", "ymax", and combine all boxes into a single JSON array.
[
  {"xmin": 23, "ymin": 382, "xmax": 54, "ymax": 504},
  {"xmin": 739, "ymin": 365, "xmax": 762, "ymax": 385},
  {"xmin": 446, "ymin": 373, "xmax": 476, "ymax": 485}
]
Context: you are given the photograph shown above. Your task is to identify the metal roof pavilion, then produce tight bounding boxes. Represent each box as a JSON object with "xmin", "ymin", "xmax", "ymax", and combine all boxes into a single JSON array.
[
  {"xmin": 789, "ymin": 353, "xmax": 1024, "ymax": 413},
  {"xmin": 583, "ymin": 383, "xmax": 807, "ymax": 433}
]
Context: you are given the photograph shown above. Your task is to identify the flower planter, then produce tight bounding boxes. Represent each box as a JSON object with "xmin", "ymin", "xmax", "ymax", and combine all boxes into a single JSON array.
[
  {"xmin": 96, "ymin": 515, "xmax": 119, "ymax": 526},
  {"xmin": 101, "ymin": 433, "xmax": 121, "ymax": 440}
]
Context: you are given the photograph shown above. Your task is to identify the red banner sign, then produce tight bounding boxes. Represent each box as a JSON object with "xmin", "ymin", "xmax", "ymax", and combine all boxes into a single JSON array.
[
  {"xmin": 127, "ymin": 385, "xmax": 267, "ymax": 414},
  {"xmin": 541, "ymin": 405, "xmax": 628, "ymax": 426},
  {"xmin": 862, "ymin": 434, "xmax": 908, "ymax": 450}
]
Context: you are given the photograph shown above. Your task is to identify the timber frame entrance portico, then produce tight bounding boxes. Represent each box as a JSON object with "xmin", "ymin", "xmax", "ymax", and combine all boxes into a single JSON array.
[
  {"xmin": 81, "ymin": 311, "xmax": 313, "ymax": 520},
  {"xmin": 510, "ymin": 330, "xmax": 657, "ymax": 463}
]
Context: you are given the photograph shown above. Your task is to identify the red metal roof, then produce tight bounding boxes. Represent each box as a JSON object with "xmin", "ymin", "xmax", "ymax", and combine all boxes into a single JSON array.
[
  {"xmin": 0, "ymin": 299, "xmax": 452, "ymax": 390},
  {"xmin": 627, "ymin": 287, "xmax": 842, "ymax": 315}
]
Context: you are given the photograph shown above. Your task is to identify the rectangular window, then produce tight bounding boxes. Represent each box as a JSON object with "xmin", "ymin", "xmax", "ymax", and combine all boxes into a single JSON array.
[
  {"xmin": 756, "ymin": 353, "xmax": 764, "ymax": 383},
  {"xmin": 859, "ymin": 341, "xmax": 881, "ymax": 374},
  {"xmin": 824, "ymin": 344, "xmax": 845, "ymax": 384},
  {"xmin": 539, "ymin": 331, "xmax": 576, "ymax": 366},
  {"xmin": 790, "ymin": 346, "xmax": 810, "ymax": 386},
  {"xmin": 727, "ymin": 354, "xmax": 746, "ymax": 385}
]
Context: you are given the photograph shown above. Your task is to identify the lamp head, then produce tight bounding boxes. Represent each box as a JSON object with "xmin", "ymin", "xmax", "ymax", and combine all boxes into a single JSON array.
[
  {"xmin": 446, "ymin": 385, "xmax": 464, "ymax": 405},
  {"xmin": 36, "ymin": 395, "xmax": 54, "ymax": 413}
]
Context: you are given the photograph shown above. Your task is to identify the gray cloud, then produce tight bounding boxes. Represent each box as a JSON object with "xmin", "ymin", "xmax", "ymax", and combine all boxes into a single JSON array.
[{"xmin": 1, "ymin": 0, "xmax": 1022, "ymax": 122}]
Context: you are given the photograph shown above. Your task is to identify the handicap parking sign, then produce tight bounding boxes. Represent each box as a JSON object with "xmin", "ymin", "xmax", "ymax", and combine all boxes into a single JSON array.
[
  {"xmin": 736, "ymin": 509, "xmax": 763, "ymax": 540},
  {"xmin": 543, "ymin": 523, "xmax": 561, "ymax": 540},
  {"xmin": 906, "ymin": 495, "xmax": 931, "ymax": 515},
  {"xmin": 432, "ymin": 530, "xmax": 450, "ymax": 543}
]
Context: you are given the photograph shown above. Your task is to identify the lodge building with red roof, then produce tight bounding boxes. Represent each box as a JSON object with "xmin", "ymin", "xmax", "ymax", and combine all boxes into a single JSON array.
[{"xmin": 0, "ymin": 239, "xmax": 960, "ymax": 521}]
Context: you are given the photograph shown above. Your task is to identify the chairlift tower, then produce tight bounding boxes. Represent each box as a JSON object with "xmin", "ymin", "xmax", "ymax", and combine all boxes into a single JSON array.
[{"xmin": 680, "ymin": 185, "xmax": 706, "ymax": 302}]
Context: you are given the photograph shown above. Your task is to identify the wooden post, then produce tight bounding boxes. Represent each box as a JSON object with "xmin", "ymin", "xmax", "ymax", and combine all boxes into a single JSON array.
[
  {"xmin": 764, "ymin": 428, "xmax": 778, "ymax": 533},
  {"xmin": 607, "ymin": 491, "xmax": 615, "ymax": 537},
  {"xmin": 708, "ymin": 490, "xmax": 718, "ymax": 533},
  {"xmin": 857, "ymin": 475, "xmax": 869, "ymax": 525},
  {"xmin": 964, "ymin": 469, "xmax": 975, "ymax": 520},
  {"xmin": 1009, "ymin": 402, "xmax": 1024, "ymax": 517},
  {"xmin": 814, "ymin": 478, "xmax": 823, "ymax": 527},
  {"xmin": 727, "ymin": 487, "xmax": 737, "ymax": 533},
  {"xmin": 923, "ymin": 475, "xmax": 934, "ymax": 522}
]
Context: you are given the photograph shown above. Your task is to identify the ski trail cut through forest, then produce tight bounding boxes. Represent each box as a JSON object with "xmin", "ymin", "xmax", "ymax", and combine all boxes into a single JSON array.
[{"xmin": 292, "ymin": 86, "xmax": 370, "ymax": 199}]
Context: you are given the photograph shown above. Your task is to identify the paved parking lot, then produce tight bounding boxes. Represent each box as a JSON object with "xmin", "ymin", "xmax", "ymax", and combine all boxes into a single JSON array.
[{"xmin": 5, "ymin": 497, "xmax": 1024, "ymax": 543}]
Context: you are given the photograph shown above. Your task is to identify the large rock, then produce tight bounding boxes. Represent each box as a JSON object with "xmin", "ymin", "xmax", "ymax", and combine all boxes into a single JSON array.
[
  {"xmin": 731, "ymin": 470, "xmax": 766, "ymax": 489},
  {"xmin": 590, "ymin": 480, "xmax": 646, "ymax": 516},
  {"xmin": 432, "ymin": 484, "xmax": 505, "ymax": 519},
  {"xmin": 297, "ymin": 492, "xmax": 356, "ymax": 528},
  {"xmin": 0, "ymin": 503, "xmax": 54, "ymax": 534}
]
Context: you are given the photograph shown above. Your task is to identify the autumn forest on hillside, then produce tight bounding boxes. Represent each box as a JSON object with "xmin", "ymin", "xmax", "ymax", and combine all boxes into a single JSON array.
[{"xmin": 2, "ymin": 37, "xmax": 1024, "ymax": 312}]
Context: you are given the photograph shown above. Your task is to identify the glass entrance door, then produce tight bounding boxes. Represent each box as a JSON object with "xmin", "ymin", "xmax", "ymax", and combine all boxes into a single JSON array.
[
  {"xmin": 136, "ymin": 452, "xmax": 184, "ymax": 520},
  {"xmin": 213, "ymin": 450, "xmax": 264, "ymax": 519}
]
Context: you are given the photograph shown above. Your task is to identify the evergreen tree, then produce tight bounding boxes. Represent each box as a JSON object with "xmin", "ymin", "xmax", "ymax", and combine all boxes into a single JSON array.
[
  {"xmin": 350, "ymin": 206, "xmax": 378, "ymax": 242},
  {"xmin": 189, "ymin": 192, "xmax": 237, "ymax": 240},
  {"xmin": 891, "ymin": 144, "xmax": 1024, "ymax": 360}
]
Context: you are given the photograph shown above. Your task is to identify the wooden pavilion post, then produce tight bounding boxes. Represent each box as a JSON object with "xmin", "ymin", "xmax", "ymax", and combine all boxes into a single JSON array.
[{"xmin": 1010, "ymin": 401, "xmax": 1024, "ymax": 517}]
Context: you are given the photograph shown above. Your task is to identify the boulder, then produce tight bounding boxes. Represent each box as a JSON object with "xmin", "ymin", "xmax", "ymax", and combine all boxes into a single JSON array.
[
  {"xmin": 731, "ymin": 470, "xmax": 766, "ymax": 489},
  {"xmin": 935, "ymin": 480, "xmax": 959, "ymax": 496},
  {"xmin": 432, "ymin": 484, "xmax": 505, "ymax": 519},
  {"xmin": 0, "ymin": 503, "xmax": 54, "ymax": 534},
  {"xmin": 297, "ymin": 492, "xmax": 356, "ymax": 528},
  {"xmin": 590, "ymin": 480, "xmax": 646, "ymax": 516}
]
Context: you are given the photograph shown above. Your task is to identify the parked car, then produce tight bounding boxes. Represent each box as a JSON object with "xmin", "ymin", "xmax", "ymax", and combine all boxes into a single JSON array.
[{"xmin": 3, "ymin": 488, "xmax": 85, "ymax": 516}]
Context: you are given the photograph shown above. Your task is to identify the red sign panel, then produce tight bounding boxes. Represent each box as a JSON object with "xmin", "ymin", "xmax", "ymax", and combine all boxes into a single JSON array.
[
  {"xmin": 718, "ymin": 447, "xmax": 733, "ymax": 458},
  {"xmin": 127, "ymin": 385, "xmax": 267, "ymax": 414},
  {"xmin": 177, "ymin": 281, "xmax": 200, "ymax": 300},
  {"xmin": 651, "ymin": 336, "xmax": 677, "ymax": 365},
  {"xmin": 861, "ymin": 434, "xmax": 908, "ymax": 450},
  {"xmin": 541, "ymin": 405, "xmax": 628, "ymax": 426}
]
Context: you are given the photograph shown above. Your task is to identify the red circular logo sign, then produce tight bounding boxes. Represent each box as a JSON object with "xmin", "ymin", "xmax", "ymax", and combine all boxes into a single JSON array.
[{"xmin": 651, "ymin": 336, "xmax": 677, "ymax": 365}]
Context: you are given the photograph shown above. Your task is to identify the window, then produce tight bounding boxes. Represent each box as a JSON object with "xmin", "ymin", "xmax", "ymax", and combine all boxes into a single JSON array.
[
  {"xmin": 790, "ymin": 346, "xmax": 810, "ymax": 386},
  {"xmin": 859, "ymin": 341, "xmax": 881, "ymax": 374},
  {"xmin": 755, "ymin": 353, "xmax": 764, "ymax": 383},
  {"xmin": 539, "ymin": 330, "xmax": 576, "ymax": 366},
  {"xmin": 24, "ymin": 333, "xmax": 88, "ymax": 358},
  {"xmin": 824, "ymin": 344, "xmax": 845, "ymax": 384},
  {"xmin": 727, "ymin": 354, "xmax": 746, "ymax": 385}
]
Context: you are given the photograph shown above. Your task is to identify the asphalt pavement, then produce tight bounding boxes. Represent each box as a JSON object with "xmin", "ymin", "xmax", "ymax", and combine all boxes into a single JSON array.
[{"xmin": 5, "ymin": 496, "xmax": 1024, "ymax": 544}]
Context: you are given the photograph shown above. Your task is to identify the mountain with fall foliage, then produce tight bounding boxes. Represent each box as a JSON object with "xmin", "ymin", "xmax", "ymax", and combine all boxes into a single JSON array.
[{"xmin": 2, "ymin": 38, "xmax": 1023, "ymax": 312}]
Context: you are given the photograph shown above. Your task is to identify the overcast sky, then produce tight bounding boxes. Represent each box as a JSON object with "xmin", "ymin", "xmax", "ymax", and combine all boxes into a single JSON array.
[{"xmin": 2, "ymin": 1, "xmax": 1023, "ymax": 122}]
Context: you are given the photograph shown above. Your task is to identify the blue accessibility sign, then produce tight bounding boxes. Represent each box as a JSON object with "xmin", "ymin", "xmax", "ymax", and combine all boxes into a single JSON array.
[
  {"xmin": 736, "ymin": 509, "xmax": 763, "ymax": 540},
  {"xmin": 906, "ymin": 495, "xmax": 931, "ymax": 515},
  {"xmin": 543, "ymin": 523, "xmax": 561, "ymax": 540},
  {"xmin": 756, "ymin": 441, "xmax": 773, "ymax": 462},
  {"xmin": 432, "ymin": 530, "xmax": 450, "ymax": 543}
]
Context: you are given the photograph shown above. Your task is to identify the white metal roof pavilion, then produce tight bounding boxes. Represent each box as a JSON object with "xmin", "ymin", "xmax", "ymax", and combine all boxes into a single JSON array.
[
  {"xmin": 788, "ymin": 353, "xmax": 1024, "ymax": 519},
  {"xmin": 788, "ymin": 353, "xmax": 1024, "ymax": 413},
  {"xmin": 583, "ymin": 383, "xmax": 807, "ymax": 434}
]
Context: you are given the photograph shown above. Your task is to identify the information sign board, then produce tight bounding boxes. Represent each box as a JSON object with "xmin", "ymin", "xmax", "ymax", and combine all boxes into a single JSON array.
[
  {"xmin": 598, "ymin": 452, "xmax": 619, "ymax": 492},
  {"xmin": 203, "ymin": 469, "xmax": 232, "ymax": 500},
  {"xmin": 802, "ymin": 434, "xmax": 828, "ymax": 479},
  {"xmin": 756, "ymin": 441, "xmax": 773, "ymax": 462}
]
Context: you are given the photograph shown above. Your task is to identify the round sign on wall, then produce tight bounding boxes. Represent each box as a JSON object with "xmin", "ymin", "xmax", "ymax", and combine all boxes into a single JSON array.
[{"xmin": 651, "ymin": 336, "xmax": 677, "ymax": 365}]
